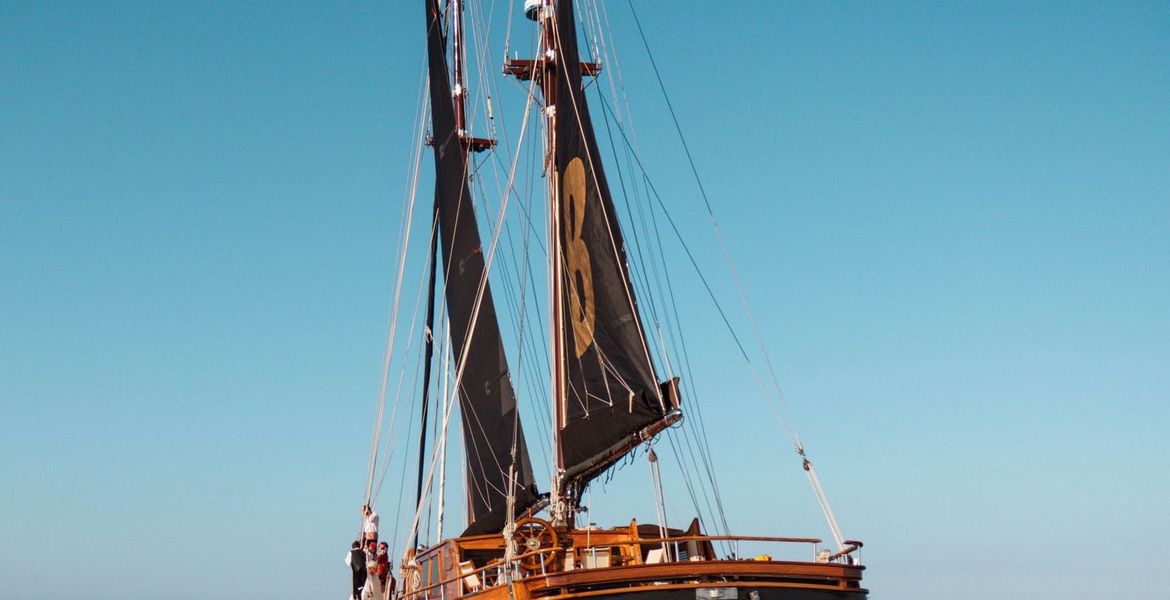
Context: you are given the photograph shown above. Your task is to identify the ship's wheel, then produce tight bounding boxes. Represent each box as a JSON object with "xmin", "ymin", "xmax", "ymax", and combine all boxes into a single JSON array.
[{"xmin": 513, "ymin": 516, "xmax": 559, "ymax": 571}]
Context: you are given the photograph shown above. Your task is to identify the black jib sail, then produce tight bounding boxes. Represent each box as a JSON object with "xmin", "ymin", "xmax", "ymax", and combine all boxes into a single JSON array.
[
  {"xmin": 552, "ymin": 0, "xmax": 681, "ymax": 489},
  {"xmin": 425, "ymin": 0, "xmax": 538, "ymax": 536}
]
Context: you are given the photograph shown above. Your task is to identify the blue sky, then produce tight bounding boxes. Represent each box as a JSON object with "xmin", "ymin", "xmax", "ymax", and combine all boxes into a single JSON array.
[{"xmin": 2, "ymin": 2, "xmax": 1168, "ymax": 599}]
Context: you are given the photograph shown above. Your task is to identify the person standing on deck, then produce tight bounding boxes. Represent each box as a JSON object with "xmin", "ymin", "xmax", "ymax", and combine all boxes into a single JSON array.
[
  {"xmin": 347, "ymin": 540, "xmax": 367, "ymax": 600},
  {"xmin": 361, "ymin": 562, "xmax": 384, "ymax": 600},
  {"xmin": 375, "ymin": 542, "xmax": 390, "ymax": 587},
  {"xmin": 362, "ymin": 504, "xmax": 379, "ymax": 545}
]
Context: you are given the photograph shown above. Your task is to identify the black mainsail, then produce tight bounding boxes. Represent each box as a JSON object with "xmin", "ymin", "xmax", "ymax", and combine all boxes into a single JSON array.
[
  {"xmin": 551, "ymin": 0, "xmax": 681, "ymax": 491},
  {"xmin": 425, "ymin": 0, "xmax": 538, "ymax": 536}
]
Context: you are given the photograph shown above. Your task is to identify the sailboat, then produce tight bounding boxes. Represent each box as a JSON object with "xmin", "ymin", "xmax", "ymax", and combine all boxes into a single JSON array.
[{"xmin": 360, "ymin": 1, "xmax": 867, "ymax": 599}]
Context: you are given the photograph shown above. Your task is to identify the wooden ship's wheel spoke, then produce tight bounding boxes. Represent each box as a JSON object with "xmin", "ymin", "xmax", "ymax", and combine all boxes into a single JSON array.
[{"xmin": 513, "ymin": 517, "xmax": 560, "ymax": 572}]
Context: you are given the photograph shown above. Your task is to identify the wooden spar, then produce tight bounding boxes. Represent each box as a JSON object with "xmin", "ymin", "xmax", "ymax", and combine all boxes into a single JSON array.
[
  {"xmin": 451, "ymin": 0, "xmax": 466, "ymax": 136},
  {"xmin": 500, "ymin": 0, "xmax": 576, "ymax": 526},
  {"xmin": 451, "ymin": 0, "xmax": 496, "ymax": 154},
  {"xmin": 540, "ymin": 0, "xmax": 571, "ymax": 527},
  {"xmin": 502, "ymin": 59, "xmax": 601, "ymax": 80}
]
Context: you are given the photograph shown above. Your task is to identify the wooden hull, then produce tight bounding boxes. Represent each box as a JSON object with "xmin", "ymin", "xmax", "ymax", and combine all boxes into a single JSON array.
[
  {"xmin": 400, "ymin": 522, "xmax": 866, "ymax": 600},
  {"xmin": 518, "ymin": 560, "xmax": 866, "ymax": 600},
  {"xmin": 534, "ymin": 586, "xmax": 865, "ymax": 600}
]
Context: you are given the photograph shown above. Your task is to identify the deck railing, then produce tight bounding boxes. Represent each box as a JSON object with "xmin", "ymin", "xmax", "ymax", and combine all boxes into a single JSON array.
[{"xmin": 398, "ymin": 534, "xmax": 863, "ymax": 600}]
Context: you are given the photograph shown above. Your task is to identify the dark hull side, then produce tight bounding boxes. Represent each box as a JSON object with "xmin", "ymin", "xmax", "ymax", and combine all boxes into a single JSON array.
[{"xmin": 580, "ymin": 588, "xmax": 866, "ymax": 600}]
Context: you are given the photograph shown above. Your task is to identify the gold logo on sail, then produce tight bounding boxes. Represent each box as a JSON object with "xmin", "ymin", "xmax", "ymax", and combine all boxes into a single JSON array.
[{"xmin": 562, "ymin": 157, "xmax": 596, "ymax": 358}]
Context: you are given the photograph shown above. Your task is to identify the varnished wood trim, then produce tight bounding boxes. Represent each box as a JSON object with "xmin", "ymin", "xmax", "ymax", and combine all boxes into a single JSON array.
[{"xmin": 527, "ymin": 560, "xmax": 863, "ymax": 590}]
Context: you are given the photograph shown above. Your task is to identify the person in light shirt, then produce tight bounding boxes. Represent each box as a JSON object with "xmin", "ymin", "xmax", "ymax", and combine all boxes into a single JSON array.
[
  {"xmin": 361, "ymin": 562, "xmax": 384, "ymax": 600},
  {"xmin": 362, "ymin": 504, "xmax": 379, "ymax": 545}
]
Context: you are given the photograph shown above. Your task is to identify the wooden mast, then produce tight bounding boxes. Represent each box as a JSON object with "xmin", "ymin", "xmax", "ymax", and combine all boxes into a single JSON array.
[
  {"xmin": 501, "ymin": 0, "xmax": 600, "ymax": 528},
  {"xmin": 537, "ymin": 0, "xmax": 571, "ymax": 528},
  {"xmin": 503, "ymin": 0, "xmax": 573, "ymax": 527}
]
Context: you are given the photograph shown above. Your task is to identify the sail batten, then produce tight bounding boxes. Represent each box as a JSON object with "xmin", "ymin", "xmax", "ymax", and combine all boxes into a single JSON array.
[
  {"xmin": 425, "ymin": 0, "xmax": 538, "ymax": 536},
  {"xmin": 551, "ymin": 0, "xmax": 680, "ymax": 493}
]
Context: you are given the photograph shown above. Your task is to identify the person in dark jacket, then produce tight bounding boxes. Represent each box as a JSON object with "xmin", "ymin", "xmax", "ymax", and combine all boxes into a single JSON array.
[{"xmin": 347, "ymin": 540, "xmax": 368, "ymax": 600}]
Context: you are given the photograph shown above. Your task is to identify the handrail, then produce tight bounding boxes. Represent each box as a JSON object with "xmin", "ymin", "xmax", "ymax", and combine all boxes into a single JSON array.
[
  {"xmin": 629, "ymin": 534, "xmax": 822, "ymax": 545},
  {"xmin": 827, "ymin": 540, "xmax": 863, "ymax": 562},
  {"xmin": 399, "ymin": 546, "xmax": 560, "ymax": 599}
]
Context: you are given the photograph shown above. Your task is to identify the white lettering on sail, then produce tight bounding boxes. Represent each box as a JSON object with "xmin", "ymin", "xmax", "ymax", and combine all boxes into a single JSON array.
[{"xmin": 562, "ymin": 157, "xmax": 596, "ymax": 358}]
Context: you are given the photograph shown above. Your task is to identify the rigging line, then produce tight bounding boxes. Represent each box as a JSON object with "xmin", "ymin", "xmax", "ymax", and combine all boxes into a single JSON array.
[
  {"xmin": 373, "ymin": 238, "xmax": 435, "ymax": 502},
  {"xmin": 575, "ymin": 1, "xmax": 730, "ymax": 542},
  {"xmin": 422, "ymin": 238, "xmax": 454, "ymax": 530},
  {"xmin": 469, "ymin": 157, "xmax": 547, "ymax": 400},
  {"xmin": 410, "ymin": 203, "xmax": 440, "ymax": 548},
  {"xmin": 454, "ymin": 371, "xmax": 517, "ymax": 504},
  {"xmin": 489, "ymin": 162, "xmax": 549, "ymax": 256},
  {"xmin": 428, "ymin": 321, "xmax": 457, "ymax": 541},
  {"xmin": 610, "ymin": 118, "xmax": 679, "ymax": 388},
  {"xmin": 482, "ymin": 78, "xmax": 548, "ymax": 258},
  {"xmin": 404, "ymin": 209, "xmax": 519, "ymax": 555},
  {"xmin": 669, "ymin": 425, "xmax": 730, "ymax": 552},
  {"xmin": 637, "ymin": 166, "xmax": 732, "ymax": 536},
  {"xmin": 466, "ymin": 38, "xmax": 544, "ymax": 380},
  {"xmin": 664, "ymin": 432, "xmax": 730, "ymax": 555},
  {"xmin": 457, "ymin": 65, "xmax": 549, "ymax": 503},
  {"xmin": 596, "ymin": 0, "xmax": 669, "ymax": 353},
  {"xmin": 424, "ymin": 354, "xmax": 444, "ymax": 545},
  {"xmin": 503, "ymin": 0, "xmax": 515, "ymax": 58},
  {"xmin": 516, "ymin": 124, "xmax": 554, "ymax": 480},
  {"xmin": 646, "ymin": 443, "xmax": 669, "ymax": 551},
  {"xmin": 681, "ymin": 411, "xmax": 731, "ymax": 537},
  {"xmin": 594, "ymin": 73, "xmax": 675, "ymax": 378},
  {"xmin": 610, "ymin": 94, "xmax": 683, "ymax": 390},
  {"xmin": 512, "ymin": 132, "xmax": 535, "ymax": 449},
  {"xmin": 464, "ymin": 0, "xmax": 494, "ymax": 144},
  {"xmin": 668, "ymin": 413, "xmax": 723, "ymax": 535},
  {"xmin": 473, "ymin": 0, "xmax": 506, "ymax": 143},
  {"xmin": 550, "ymin": 12, "xmax": 664, "ymax": 408},
  {"xmin": 514, "ymin": 223, "xmax": 554, "ymax": 483},
  {"xmin": 662, "ymin": 432, "xmax": 702, "ymax": 523},
  {"xmin": 373, "ymin": 62, "xmax": 448, "ymax": 503},
  {"xmin": 547, "ymin": 17, "xmax": 659, "ymax": 388},
  {"xmin": 576, "ymin": 0, "xmax": 599, "ymax": 64},
  {"xmin": 596, "ymin": 88, "xmax": 791, "ymax": 541},
  {"xmin": 369, "ymin": 106, "xmax": 431, "ymax": 508},
  {"xmin": 406, "ymin": 68, "xmax": 542, "ymax": 550},
  {"xmin": 627, "ymin": 1, "xmax": 800, "ymax": 445},
  {"xmin": 365, "ymin": 78, "xmax": 432, "ymax": 507},
  {"xmin": 435, "ymin": 368, "xmax": 449, "ymax": 540},
  {"xmin": 585, "ymin": 21, "xmax": 711, "ymax": 446},
  {"xmin": 470, "ymin": 173, "xmax": 528, "ymax": 361},
  {"xmin": 375, "ymin": 202, "xmax": 442, "ymax": 503},
  {"xmin": 634, "ymin": 164, "xmax": 726, "ymax": 496},
  {"xmin": 479, "ymin": 9, "xmax": 546, "ymax": 265},
  {"xmin": 595, "ymin": 0, "xmax": 624, "ymax": 116},
  {"xmin": 591, "ymin": 91, "xmax": 788, "ymax": 438},
  {"xmin": 389, "ymin": 360, "xmax": 420, "ymax": 557}
]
